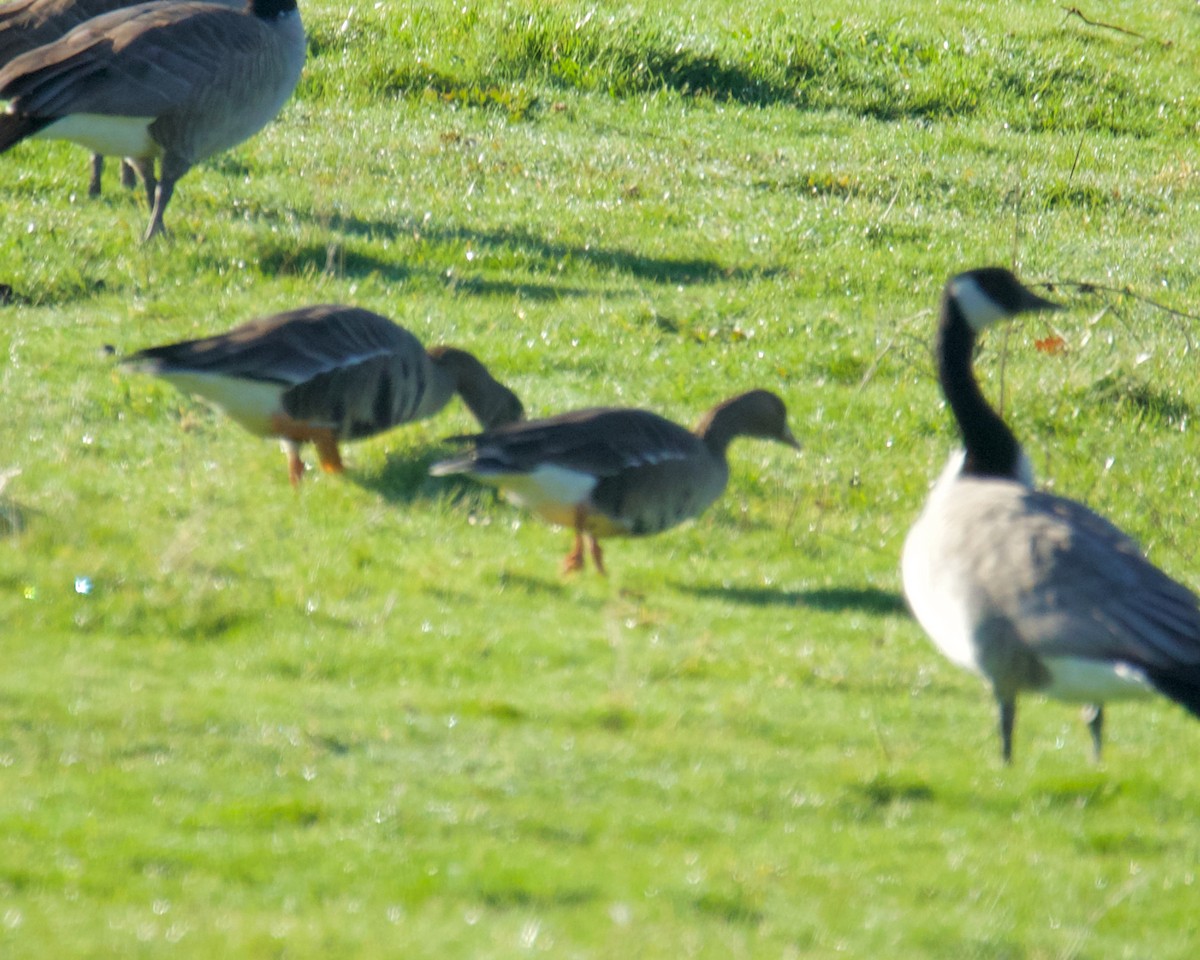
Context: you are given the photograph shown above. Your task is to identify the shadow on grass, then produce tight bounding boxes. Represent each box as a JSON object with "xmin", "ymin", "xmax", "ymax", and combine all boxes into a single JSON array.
[
  {"xmin": 675, "ymin": 582, "xmax": 908, "ymax": 616},
  {"xmin": 348, "ymin": 449, "xmax": 447, "ymax": 504},
  {"xmin": 260, "ymin": 211, "xmax": 785, "ymax": 290}
]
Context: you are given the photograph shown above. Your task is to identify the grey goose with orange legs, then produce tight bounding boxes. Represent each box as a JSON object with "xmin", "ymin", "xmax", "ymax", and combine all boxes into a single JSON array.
[
  {"xmin": 123, "ymin": 305, "xmax": 524, "ymax": 484},
  {"xmin": 0, "ymin": 0, "xmax": 304, "ymax": 240},
  {"xmin": 431, "ymin": 390, "xmax": 799, "ymax": 574},
  {"xmin": 901, "ymin": 267, "xmax": 1200, "ymax": 762}
]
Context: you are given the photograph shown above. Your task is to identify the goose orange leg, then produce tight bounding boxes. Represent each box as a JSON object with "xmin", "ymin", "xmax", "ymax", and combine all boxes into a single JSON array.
[
  {"xmin": 311, "ymin": 429, "xmax": 344, "ymax": 475},
  {"xmin": 281, "ymin": 439, "xmax": 306, "ymax": 487},
  {"xmin": 273, "ymin": 416, "xmax": 344, "ymax": 485},
  {"xmin": 563, "ymin": 532, "xmax": 586, "ymax": 573},
  {"xmin": 563, "ymin": 506, "xmax": 590, "ymax": 573}
]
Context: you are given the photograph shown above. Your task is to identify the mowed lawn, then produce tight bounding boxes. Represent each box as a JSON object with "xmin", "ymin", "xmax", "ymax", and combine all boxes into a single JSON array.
[{"xmin": 2, "ymin": 1, "xmax": 1200, "ymax": 956}]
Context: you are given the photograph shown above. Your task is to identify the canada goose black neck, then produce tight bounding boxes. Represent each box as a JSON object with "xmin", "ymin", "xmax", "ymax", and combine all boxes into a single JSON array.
[
  {"xmin": 251, "ymin": 0, "xmax": 298, "ymax": 18},
  {"xmin": 937, "ymin": 289, "xmax": 1023, "ymax": 480}
]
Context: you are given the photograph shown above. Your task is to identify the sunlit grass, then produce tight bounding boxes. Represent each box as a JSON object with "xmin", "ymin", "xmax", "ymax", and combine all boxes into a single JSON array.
[{"xmin": 1, "ymin": 0, "xmax": 1199, "ymax": 956}]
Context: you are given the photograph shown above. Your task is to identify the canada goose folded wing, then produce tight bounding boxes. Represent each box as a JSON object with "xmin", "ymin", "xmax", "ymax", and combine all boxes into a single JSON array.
[
  {"xmin": 934, "ymin": 480, "xmax": 1200, "ymax": 671},
  {"xmin": 3, "ymin": 4, "xmax": 284, "ymax": 121}
]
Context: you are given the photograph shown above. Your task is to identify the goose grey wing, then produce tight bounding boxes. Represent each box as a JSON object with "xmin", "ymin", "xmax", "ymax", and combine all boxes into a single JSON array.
[
  {"xmin": 0, "ymin": 0, "xmax": 79, "ymax": 64},
  {"xmin": 0, "ymin": 3, "xmax": 275, "ymax": 117},
  {"xmin": 124, "ymin": 306, "xmax": 424, "ymax": 389},
  {"xmin": 947, "ymin": 482, "xmax": 1200, "ymax": 670},
  {"xmin": 463, "ymin": 408, "xmax": 702, "ymax": 478}
]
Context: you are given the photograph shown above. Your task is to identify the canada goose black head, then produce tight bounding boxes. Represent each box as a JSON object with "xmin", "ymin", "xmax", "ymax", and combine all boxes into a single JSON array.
[{"xmin": 937, "ymin": 267, "xmax": 1061, "ymax": 481}]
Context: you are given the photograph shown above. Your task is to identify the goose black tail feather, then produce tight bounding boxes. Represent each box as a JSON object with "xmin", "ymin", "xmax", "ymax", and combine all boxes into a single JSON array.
[
  {"xmin": 1145, "ymin": 664, "xmax": 1200, "ymax": 720},
  {"xmin": 0, "ymin": 113, "xmax": 51, "ymax": 153}
]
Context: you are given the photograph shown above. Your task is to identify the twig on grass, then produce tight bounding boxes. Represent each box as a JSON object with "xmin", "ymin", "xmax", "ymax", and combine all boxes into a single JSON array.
[
  {"xmin": 1037, "ymin": 279, "xmax": 1199, "ymax": 353},
  {"xmin": 856, "ymin": 310, "xmax": 933, "ymax": 392},
  {"xmin": 1060, "ymin": 6, "xmax": 1172, "ymax": 48}
]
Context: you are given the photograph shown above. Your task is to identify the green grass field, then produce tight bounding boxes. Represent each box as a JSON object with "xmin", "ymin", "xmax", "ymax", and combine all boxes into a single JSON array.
[{"xmin": 3, "ymin": 1, "xmax": 1200, "ymax": 955}]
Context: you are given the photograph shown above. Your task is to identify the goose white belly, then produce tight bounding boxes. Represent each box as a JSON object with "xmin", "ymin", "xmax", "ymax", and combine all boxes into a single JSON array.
[
  {"xmin": 901, "ymin": 457, "xmax": 985, "ymax": 674},
  {"xmin": 157, "ymin": 371, "xmax": 286, "ymax": 436},
  {"xmin": 495, "ymin": 465, "xmax": 600, "ymax": 528},
  {"xmin": 1040, "ymin": 657, "xmax": 1156, "ymax": 703},
  {"xmin": 901, "ymin": 526, "xmax": 982, "ymax": 674},
  {"xmin": 35, "ymin": 114, "xmax": 158, "ymax": 158}
]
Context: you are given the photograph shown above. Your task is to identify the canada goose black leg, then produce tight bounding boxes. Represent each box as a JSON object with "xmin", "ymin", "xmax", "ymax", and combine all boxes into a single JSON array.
[
  {"xmin": 120, "ymin": 159, "xmax": 138, "ymax": 190},
  {"xmin": 145, "ymin": 178, "xmax": 176, "ymax": 241},
  {"xmin": 126, "ymin": 158, "xmax": 157, "ymax": 212},
  {"xmin": 999, "ymin": 698, "xmax": 1016, "ymax": 765},
  {"xmin": 88, "ymin": 153, "xmax": 104, "ymax": 197},
  {"xmin": 144, "ymin": 154, "xmax": 191, "ymax": 241},
  {"xmin": 1083, "ymin": 704, "xmax": 1104, "ymax": 761},
  {"xmin": 588, "ymin": 534, "xmax": 606, "ymax": 576}
]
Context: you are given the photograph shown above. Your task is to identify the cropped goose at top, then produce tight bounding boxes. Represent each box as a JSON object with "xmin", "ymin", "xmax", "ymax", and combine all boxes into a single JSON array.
[
  {"xmin": 0, "ymin": 0, "xmax": 244, "ymax": 198},
  {"xmin": 122, "ymin": 304, "xmax": 525, "ymax": 484},
  {"xmin": 0, "ymin": 0, "xmax": 305, "ymax": 240},
  {"xmin": 431, "ymin": 390, "xmax": 800, "ymax": 574},
  {"xmin": 901, "ymin": 266, "xmax": 1200, "ymax": 763}
]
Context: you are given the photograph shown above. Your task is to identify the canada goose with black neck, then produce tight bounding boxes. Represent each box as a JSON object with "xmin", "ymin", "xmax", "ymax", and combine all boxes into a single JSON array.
[
  {"xmin": 0, "ymin": 0, "xmax": 305, "ymax": 240},
  {"xmin": 430, "ymin": 390, "xmax": 800, "ymax": 574},
  {"xmin": 902, "ymin": 267, "xmax": 1200, "ymax": 762}
]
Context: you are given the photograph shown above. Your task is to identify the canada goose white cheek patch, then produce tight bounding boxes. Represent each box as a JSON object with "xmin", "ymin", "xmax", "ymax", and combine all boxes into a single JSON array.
[
  {"xmin": 949, "ymin": 275, "xmax": 1009, "ymax": 331},
  {"xmin": 40, "ymin": 114, "xmax": 157, "ymax": 158}
]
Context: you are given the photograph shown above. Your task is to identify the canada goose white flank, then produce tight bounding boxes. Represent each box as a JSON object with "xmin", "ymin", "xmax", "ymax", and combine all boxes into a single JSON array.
[
  {"xmin": 0, "ymin": 0, "xmax": 243, "ymax": 197},
  {"xmin": 430, "ymin": 390, "xmax": 800, "ymax": 574},
  {"xmin": 902, "ymin": 266, "xmax": 1200, "ymax": 762},
  {"xmin": 0, "ymin": 0, "xmax": 305, "ymax": 240},
  {"xmin": 122, "ymin": 305, "xmax": 525, "ymax": 484}
]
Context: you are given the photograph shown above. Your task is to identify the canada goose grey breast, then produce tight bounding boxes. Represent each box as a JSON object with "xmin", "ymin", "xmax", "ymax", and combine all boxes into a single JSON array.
[{"xmin": 924, "ymin": 476, "xmax": 1200, "ymax": 670}]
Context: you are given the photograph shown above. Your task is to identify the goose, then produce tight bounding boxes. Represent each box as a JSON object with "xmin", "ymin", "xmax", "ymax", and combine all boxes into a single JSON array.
[
  {"xmin": 430, "ymin": 390, "xmax": 800, "ymax": 574},
  {"xmin": 122, "ymin": 304, "xmax": 525, "ymax": 484},
  {"xmin": 901, "ymin": 266, "xmax": 1200, "ymax": 762},
  {"xmin": 0, "ymin": 0, "xmax": 242, "ymax": 197},
  {"xmin": 0, "ymin": 0, "xmax": 305, "ymax": 240}
]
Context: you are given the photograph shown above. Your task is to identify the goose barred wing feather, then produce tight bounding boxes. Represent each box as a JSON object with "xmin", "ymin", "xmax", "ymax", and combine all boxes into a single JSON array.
[
  {"xmin": 127, "ymin": 306, "xmax": 422, "ymax": 386},
  {"xmin": 454, "ymin": 408, "xmax": 703, "ymax": 478},
  {"xmin": 281, "ymin": 350, "xmax": 433, "ymax": 440},
  {"xmin": 938, "ymin": 478, "xmax": 1200, "ymax": 672}
]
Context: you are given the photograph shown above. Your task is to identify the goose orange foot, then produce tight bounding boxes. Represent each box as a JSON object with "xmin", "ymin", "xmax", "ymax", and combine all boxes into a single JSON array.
[{"xmin": 563, "ymin": 532, "xmax": 587, "ymax": 574}]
